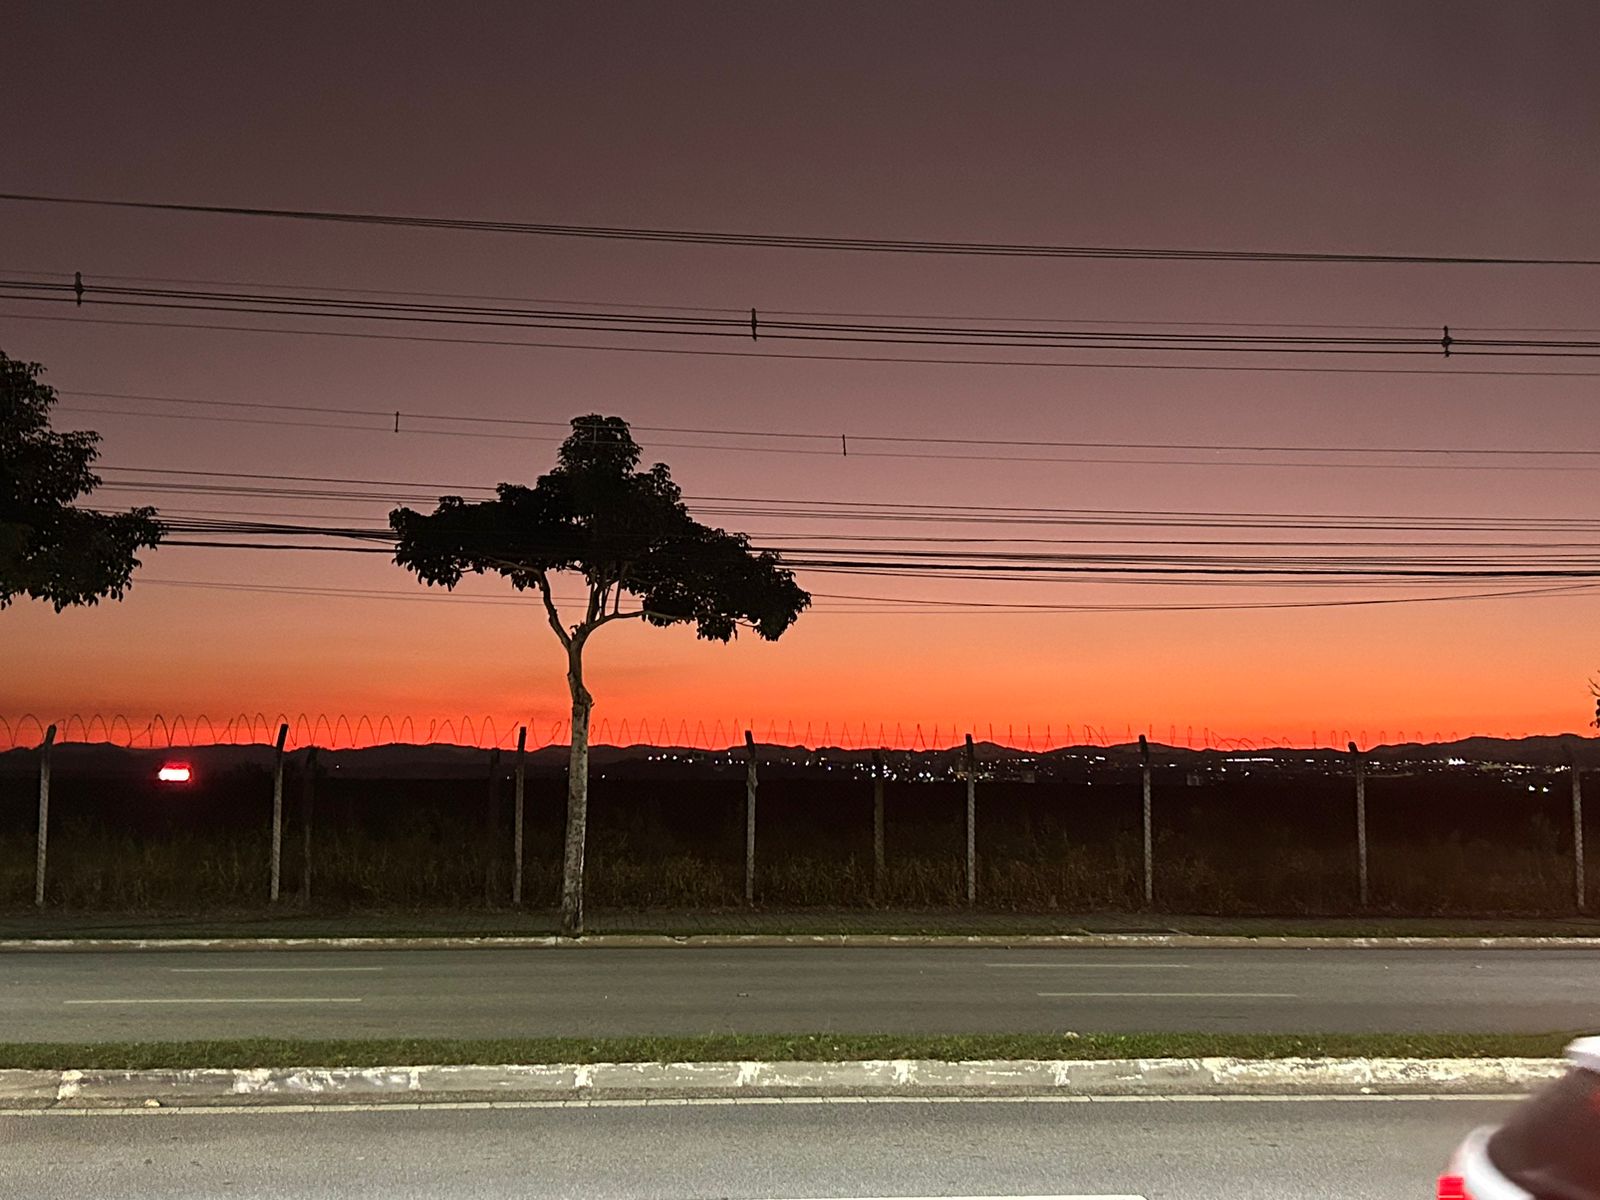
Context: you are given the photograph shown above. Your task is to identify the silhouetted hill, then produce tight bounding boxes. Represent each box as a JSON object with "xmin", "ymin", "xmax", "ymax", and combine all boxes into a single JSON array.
[{"xmin": 3, "ymin": 733, "xmax": 1598, "ymax": 780}]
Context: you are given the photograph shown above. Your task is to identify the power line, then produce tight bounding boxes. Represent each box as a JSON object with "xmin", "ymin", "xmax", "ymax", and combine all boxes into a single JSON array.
[
  {"xmin": 130, "ymin": 575, "xmax": 1600, "ymax": 615},
  {"xmin": 52, "ymin": 388, "xmax": 1600, "ymax": 471},
  {"xmin": 5, "ymin": 191, "xmax": 1598, "ymax": 266},
  {"xmin": 147, "ymin": 515, "xmax": 1600, "ymax": 583},
  {"xmin": 94, "ymin": 466, "xmax": 1600, "ymax": 532},
  {"xmin": 60, "ymin": 405, "xmax": 1600, "ymax": 473},
  {"xmin": 14, "ymin": 310, "xmax": 1600, "ymax": 378},
  {"xmin": 134, "ymin": 509, "xmax": 1600, "ymax": 551},
  {"xmin": 0, "ymin": 265, "xmax": 1459, "ymax": 333},
  {"xmin": 10, "ymin": 277, "xmax": 1597, "ymax": 360}
]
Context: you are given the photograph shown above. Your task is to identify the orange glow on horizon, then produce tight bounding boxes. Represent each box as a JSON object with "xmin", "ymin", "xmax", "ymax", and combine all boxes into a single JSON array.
[{"xmin": 2, "ymin": 712, "xmax": 1588, "ymax": 754}]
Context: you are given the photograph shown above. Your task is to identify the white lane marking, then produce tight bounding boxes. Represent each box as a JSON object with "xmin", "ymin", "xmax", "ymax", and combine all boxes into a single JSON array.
[
  {"xmin": 1037, "ymin": 991, "xmax": 1297, "ymax": 998},
  {"xmin": 168, "ymin": 967, "xmax": 384, "ymax": 973},
  {"xmin": 0, "ymin": 1093, "xmax": 1527, "ymax": 1118},
  {"xmin": 63, "ymin": 998, "xmax": 363, "ymax": 1005},
  {"xmin": 986, "ymin": 963, "xmax": 1189, "ymax": 969}
]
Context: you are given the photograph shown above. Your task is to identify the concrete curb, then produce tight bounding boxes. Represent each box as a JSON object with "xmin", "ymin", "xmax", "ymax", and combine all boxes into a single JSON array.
[
  {"xmin": 0, "ymin": 1056, "xmax": 1565, "ymax": 1109},
  {"xmin": 3, "ymin": 932, "xmax": 1600, "ymax": 952}
]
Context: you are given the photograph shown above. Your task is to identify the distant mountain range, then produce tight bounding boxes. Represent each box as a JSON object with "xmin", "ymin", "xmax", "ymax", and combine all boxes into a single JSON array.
[{"xmin": 3, "ymin": 733, "xmax": 1597, "ymax": 779}]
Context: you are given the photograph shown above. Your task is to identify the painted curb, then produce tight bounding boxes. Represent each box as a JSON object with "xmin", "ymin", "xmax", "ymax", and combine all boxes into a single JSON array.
[
  {"xmin": 3, "ymin": 932, "xmax": 1600, "ymax": 952},
  {"xmin": 0, "ymin": 1056, "xmax": 1567, "ymax": 1109}
]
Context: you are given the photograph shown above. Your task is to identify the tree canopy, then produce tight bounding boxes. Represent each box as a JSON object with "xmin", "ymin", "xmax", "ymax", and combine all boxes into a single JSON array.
[
  {"xmin": 0, "ymin": 351, "xmax": 162, "ymax": 610},
  {"xmin": 390, "ymin": 414, "xmax": 809, "ymax": 934},
  {"xmin": 390, "ymin": 414, "xmax": 810, "ymax": 644}
]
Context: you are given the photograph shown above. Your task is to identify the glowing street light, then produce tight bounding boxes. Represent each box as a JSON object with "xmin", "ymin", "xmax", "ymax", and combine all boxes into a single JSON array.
[{"xmin": 157, "ymin": 763, "xmax": 193, "ymax": 784}]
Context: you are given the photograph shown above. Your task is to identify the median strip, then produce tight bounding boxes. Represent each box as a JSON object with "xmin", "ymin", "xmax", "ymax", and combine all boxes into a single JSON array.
[
  {"xmin": 0, "ymin": 1033, "xmax": 1575, "ymax": 1109},
  {"xmin": 0, "ymin": 1031, "xmax": 1575, "ymax": 1070}
]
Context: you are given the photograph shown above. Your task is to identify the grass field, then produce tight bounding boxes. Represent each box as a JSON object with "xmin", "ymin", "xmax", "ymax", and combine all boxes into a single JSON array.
[
  {"xmin": 2, "ymin": 824, "xmax": 1588, "ymax": 917},
  {"xmin": 2, "ymin": 769, "xmax": 1591, "ymax": 918},
  {"xmin": 0, "ymin": 1031, "xmax": 1578, "ymax": 1070}
]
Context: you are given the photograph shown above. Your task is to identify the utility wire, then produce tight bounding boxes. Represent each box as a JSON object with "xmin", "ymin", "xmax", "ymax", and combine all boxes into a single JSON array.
[
  {"xmin": 93, "ymin": 466, "xmax": 1600, "ymax": 532},
  {"xmin": 7, "ymin": 276, "xmax": 1594, "ymax": 357},
  {"xmin": 53, "ymin": 388, "xmax": 1600, "ymax": 468},
  {"xmin": 131, "ymin": 575, "xmax": 1600, "ymax": 615},
  {"xmin": 147, "ymin": 516, "xmax": 1600, "ymax": 582},
  {"xmin": 4, "ymin": 192, "xmax": 1597, "ymax": 266},
  {"xmin": 0, "ymin": 265, "xmax": 1463, "ymax": 333},
  {"xmin": 128, "ymin": 515, "xmax": 1600, "ymax": 556},
  {"xmin": 59, "ymin": 405, "xmax": 1600, "ymax": 473},
  {"xmin": 12, "ymin": 309, "xmax": 1600, "ymax": 378}
]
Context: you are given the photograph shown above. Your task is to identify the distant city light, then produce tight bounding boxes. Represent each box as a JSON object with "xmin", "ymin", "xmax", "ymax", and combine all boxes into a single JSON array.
[{"xmin": 157, "ymin": 763, "xmax": 193, "ymax": 783}]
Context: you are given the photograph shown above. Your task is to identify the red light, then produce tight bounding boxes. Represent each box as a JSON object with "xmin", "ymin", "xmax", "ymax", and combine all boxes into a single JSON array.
[
  {"xmin": 157, "ymin": 763, "xmax": 193, "ymax": 783},
  {"xmin": 1437, "ymin": 1175, "xmax": 1470, "ymax": 1200}
]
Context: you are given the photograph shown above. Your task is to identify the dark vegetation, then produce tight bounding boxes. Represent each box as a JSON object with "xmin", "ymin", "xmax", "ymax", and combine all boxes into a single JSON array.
[
  {"xmin": 0, "ymin": 350, "xmax": 161, "ymax": 610},
  {"xmin": 0, "ymin": 758, "xmax": 1591, "ymax": 916}
]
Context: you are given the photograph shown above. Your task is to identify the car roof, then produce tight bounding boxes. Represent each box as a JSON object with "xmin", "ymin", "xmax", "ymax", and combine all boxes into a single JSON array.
[{"xmin": 1568, "ymin": 1037, "xmax": 1600, "ymax": 1070}]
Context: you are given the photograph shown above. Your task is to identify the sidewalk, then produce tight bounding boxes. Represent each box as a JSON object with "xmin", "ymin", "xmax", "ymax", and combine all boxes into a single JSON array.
[
  {"xmin": 1, "ymin": 1053, "xmax": 1566, "ymax": 1109},
  {"xmin": 4, "ymin": 906, "xmax": 1600, "ymax": 941}
]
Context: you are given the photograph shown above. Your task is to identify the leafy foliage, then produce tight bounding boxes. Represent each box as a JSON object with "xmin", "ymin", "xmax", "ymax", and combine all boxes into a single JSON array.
[
  {"xmin": 390, "ymin": 414, "xmax": 810, "ymax": 642},
  {"xmin": 0, "ymin": 351, "xmax": 162, "ymax": 610}
]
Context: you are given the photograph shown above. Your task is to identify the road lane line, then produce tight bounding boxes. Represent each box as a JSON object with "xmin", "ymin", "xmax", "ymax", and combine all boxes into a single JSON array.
[
  {"xmin": 63, "ymin": 998, "xmax": 364, "ymax": 1005},
  {"xmin": 986, "ymin": 963, "xmax": 1190, "ymax": 969},
  {"xmin": 1037, "ymin": 991, "xmax": 1297, "ymax": 998},
  {"xmin": 168, "ymin": 967, "xmax": 384, "ymax": 973}
]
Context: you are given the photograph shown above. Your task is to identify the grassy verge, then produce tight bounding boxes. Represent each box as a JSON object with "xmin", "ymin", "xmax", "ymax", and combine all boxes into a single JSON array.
[
  {"xmin": 0, "ymin": 1031, "xmax": 1578, "ymax": 1071},
  {"xmin": 5, "ymin": 909, "xmax": 1600, "ymax": 940}
]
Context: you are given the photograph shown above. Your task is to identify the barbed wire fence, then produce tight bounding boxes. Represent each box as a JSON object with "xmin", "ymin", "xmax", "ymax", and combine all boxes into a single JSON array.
[
  {"xmin": 2, "ymin": 719, "xmax": 1590, "ymax": 919},
  {"xmin": 0, "ymin": 712, "xmax": 1491, "ymax": 753}
]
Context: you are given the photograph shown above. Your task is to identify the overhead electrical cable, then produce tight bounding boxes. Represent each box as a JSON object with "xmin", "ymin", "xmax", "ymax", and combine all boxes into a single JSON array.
[
  {"xmin": 4, "ymin": 192, "xmax": 1598, "ymax": 266},
  {"xmin": 143, "ymin": 515, "xmax": 1600, "ymax": 584},
  {"xmin": 92, "ymin": 466, "xmax": 1600, "ymax": 534},
  {"xmin": 11, "ymin": 309, "xmax": 1600, "ymax": 377},
  {"xmin": 0, "ymin": 265, "xmax": 1461, "ymax": 332},
  {"xmin": 6, "ymin": 276, "xmax": 1594, "ymax": 360},
  {"xmin": 55, "ymin": 388, "xmax": 1600, "ymax": 458},
  {"xmin": 130, "ymin": 576, "xmax": 1600, "ymax": 615}
]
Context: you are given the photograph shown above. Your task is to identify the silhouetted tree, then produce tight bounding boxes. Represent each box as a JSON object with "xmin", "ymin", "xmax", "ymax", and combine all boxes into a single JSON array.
[
  {"xmin": 0, "ymin": 351, "xmax": 162, "ymax": 609},
  {"xmin": 390, "ymin": 415, "xmax": 809, "ymax": 934}
]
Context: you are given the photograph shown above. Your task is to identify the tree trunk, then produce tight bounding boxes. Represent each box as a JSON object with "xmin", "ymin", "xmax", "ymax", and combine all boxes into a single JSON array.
[{"xmin": 560, "ymin": 637, "xmax": 593, "ymax": 936}]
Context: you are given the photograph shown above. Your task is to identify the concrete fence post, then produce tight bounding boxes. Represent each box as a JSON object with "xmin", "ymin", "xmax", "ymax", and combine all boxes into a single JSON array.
[
  {"xmin": 269, "ymin": 723, "xmax": 288, "ymax": 903},
  {"xmin": 872, "ymin": 748, "xmax": 886, "ymax": 901},
  {"xmin": 1349, "ymin": 741, "xmax": 1368, "ymax": 908},
  {"xmin": 485, "ymin": 747, "xmax": 502, "ymax": 906},
  {"xmin": 1574, "ymin": 765, "xmax": 1587, "ymax": 914},
  {"xmin": 965, "ymin": 733, "xmax": 977, "ymax": 906},
  {"xmin": 1139, "ymin": 733, "xmax": 1153, "ymax": 908},
  {"xmin": 512, "ymin": 726, "xmax": 527, "ymax": 907},
  {"xmin": 744, "ymin": 730, "xmax": 757, "ymax": 906},
  {"xmin": 300, "ymin": 745, "xmax": 318, "ymax": 906},
  {"xmin": 33, "ymin": 724, "xmax": 57, "ymax": 908}
]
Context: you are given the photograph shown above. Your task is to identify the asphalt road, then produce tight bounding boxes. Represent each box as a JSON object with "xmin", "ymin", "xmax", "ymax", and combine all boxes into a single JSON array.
[
  {"xmin": 4, "ymin": 945, "xmax": 1597, "ymax": 1040},
  {"xmin": 0, "ymin": 1095, "xmax": 1504, "ymax": 1199}
]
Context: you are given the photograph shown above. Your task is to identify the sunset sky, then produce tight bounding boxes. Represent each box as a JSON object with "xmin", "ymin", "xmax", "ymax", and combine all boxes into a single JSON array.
[{"xmin": 5, "ymin": 1, "xmax": 1600, "ymax": 750}]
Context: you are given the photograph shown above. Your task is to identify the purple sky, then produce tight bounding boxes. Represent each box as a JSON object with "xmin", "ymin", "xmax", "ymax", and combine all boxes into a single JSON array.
[{"xmin": 4, "ymin": 1, "xmax": 1599, "ymax": 748}]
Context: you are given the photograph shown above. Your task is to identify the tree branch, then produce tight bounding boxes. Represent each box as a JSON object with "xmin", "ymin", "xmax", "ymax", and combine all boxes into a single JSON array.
[
  {"xmin": 590, "ymin": 608, "xmax": 646, "ymax": 629},
  {"xmin": 614, "ymin": 563, "xmax": 631, "ymax": 615},
  {"xmin": 533, "ymin": 571, "xmax": 571, "ymax": 649}
]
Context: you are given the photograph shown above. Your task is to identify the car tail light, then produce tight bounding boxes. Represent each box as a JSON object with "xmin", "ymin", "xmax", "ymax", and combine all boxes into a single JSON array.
[{"xmin": 1437, "ymin": 1175, "xmax": 1471, "ymax": 1200}]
